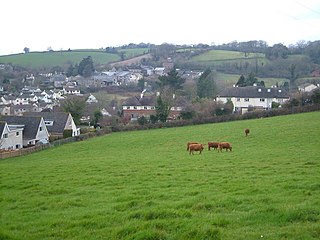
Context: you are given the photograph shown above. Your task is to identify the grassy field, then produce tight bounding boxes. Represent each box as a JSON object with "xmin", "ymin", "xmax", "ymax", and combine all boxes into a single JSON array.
[
  {"xmin": 0, "ymin": 48, "xmax": 148, "ymax": 69},
  {"xmin": 191, "ymin": 50, "xmax": 268, "ymax": 66},
  {"xmin": 215, "ymin": 72, "xmax": 288, "ymax": 89},
  {"xmin": 1, "ymin": 112, "xmax": 320, "ymax": 239}
]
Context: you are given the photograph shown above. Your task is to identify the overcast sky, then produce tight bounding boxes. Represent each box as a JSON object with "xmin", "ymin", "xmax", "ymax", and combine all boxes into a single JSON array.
[{"xmin": 1, "ymin": 0, "xmax": 319, "ymax": 56}]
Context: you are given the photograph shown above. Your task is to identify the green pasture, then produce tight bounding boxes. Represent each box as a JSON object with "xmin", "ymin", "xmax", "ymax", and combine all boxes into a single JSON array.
[
  {"xmin": 192, "ymin": 50, "xmax": 266, "ymax": 63},
  {"xmin": 1, "ymin": 112, "xmax": 320, "ymax": 239},
  {"xmin": 118, "ymin": 48, "xmax": 149, "ymax": 58},
  {"xmin": 0, "ymin": 51, "xmax": 119, "ymax": 69},
  {"xmin": 0, "ymin": 48, "xmax": 148, "ymax": 69},
  {"xmin": 215, "ymin": 72, "xmax": 288, "ymax": 89}
]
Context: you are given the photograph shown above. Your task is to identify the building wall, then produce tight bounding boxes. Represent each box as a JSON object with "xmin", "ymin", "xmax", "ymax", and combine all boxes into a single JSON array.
[
  {"xmin": 217, "ymin": 96, "xmax": 289, "ymax": 113},
  {"xmin": 1, "ymin": 125, "xmax": 23, "ymax": 150},
  {"xmin": 65, "ymin": 114, "xmax": 80, "ymax": 136},
  {"xmin": 35, "ymin": 119, "xmax": 50, "ymax": 144}
]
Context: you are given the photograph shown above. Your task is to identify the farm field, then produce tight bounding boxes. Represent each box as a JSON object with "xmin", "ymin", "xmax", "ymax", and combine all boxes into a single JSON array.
[
  {"xmin": 0, "ymin": 48, "xmax": 148, "ymax": 69},
  {"xmin": 1, "ymin": 112, "xmax": 320, "ymax": 239},
  {"xmin": 191, "ymin": 49, "xmax": 268, "ymax": 66}
]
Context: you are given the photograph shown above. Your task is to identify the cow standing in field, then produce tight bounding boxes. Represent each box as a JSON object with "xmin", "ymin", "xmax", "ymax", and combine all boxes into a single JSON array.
[
  {"xmin": 244, "ymin": 128, "xmax": 250, "ymax": 137},
  {"xmin": 189, "ymin": 143, "xmax": 205, "ymax": 155},
  {"xmin": 208, "ymin": 142, "xmax": 219, "ymax": 151},
  {"xmin": 187, "ymin": 142, "xmax": 199, "ymax": 151},
  {"xmin": 217, "ymin": 142, "xmax": 232, "ymax": 152}
]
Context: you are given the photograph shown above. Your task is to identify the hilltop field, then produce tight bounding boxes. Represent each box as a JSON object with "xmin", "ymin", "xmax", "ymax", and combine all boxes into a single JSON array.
[{"xmin": 1, "ymin": 111, "xmax": 320, "ymax": 239}]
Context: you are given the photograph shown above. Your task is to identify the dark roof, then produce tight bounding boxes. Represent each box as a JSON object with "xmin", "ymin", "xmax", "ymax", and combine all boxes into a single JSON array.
[
  {"xmin": 217, "ymin": 86, "xmax": 289, "ymax": 98},
  {"xmin": 11, "ymin": 104, "xmax": 34, "ymax": 110},
  {"xmin": 24, "ymin": 112, "xmax": 70, "ymax": 134},
  {"xmin": 123, "ymin": 96, "xmax": 156, "ymax": 106},
  {"xmin": 2, "ymin": 116, "xmax": 42, "ymax": 140}
]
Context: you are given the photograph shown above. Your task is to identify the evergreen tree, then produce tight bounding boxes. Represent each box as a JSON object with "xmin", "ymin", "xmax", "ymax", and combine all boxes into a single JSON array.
[
  {"xmin": 236, "ymin": 75, "xmax": 246, "ymax": 87},
  {"xmin": 156, "ymin": 95, "xmax": 171, "ymax": 122},
  {"xmin": 196, "ymin": 68, "xmax": 216, "ymax": 98},
  {"xmin": 158, "ymin": 68, "xmax": 185, "ymax": 91},
  {"xmin": 78, "ymin": 56, "xmax": 94, "ymax": 77}
]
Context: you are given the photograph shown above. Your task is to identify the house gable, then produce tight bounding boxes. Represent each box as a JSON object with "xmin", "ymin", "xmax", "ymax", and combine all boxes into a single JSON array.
[
  {"xmin": 0, "ymin": 121, "xmax": 24, "ymax": 150},
  {"xmin": 2, "ymin": 116, "xmax": 49, "ymax": 146}
]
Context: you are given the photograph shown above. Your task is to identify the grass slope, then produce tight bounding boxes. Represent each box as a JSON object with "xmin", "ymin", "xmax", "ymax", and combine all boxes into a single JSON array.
[
  {"xmin": 0, "ymin": 48, "xmax": 148, "ymax": 69},
  {"xmin": 191, "ymin": 49, "xmax": 267, "ymax": 66},
  {"xmin": 1, "ymin": 112, "xmax": 320, "ymax": 239}
]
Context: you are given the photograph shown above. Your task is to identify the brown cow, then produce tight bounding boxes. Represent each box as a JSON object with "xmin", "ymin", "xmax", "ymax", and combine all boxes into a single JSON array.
[
  {"xmin": 217, "ymin": 142, "xmax": 232, "ymax": 152},
  {"xmin": 187, "ymin": 142, "xmax": 199, "ymax": 151},
  {"xmin": 208, "ymin": 142, "xmax": 219, "ymax": 151},
  {"xmin": 189, "ymin": 143, "xmax": 204, "ymax": 155},
  {"xmin": 244, "ymin": 128, "xmax": 250, "ymax": 137}
]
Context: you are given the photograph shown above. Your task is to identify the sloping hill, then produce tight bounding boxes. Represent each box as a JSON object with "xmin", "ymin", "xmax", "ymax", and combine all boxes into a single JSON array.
[
  {"xmin": 1, "ymin": 112, "xmax": 319, "ymax": 239},
  {"xmin": 0, "ymin": 48, "xmax": 149, "ymax": 69}
]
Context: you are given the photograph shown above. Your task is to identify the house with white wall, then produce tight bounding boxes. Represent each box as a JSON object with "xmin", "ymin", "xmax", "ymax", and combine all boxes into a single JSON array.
[
  {"xmin": 2, "ymin": 116, "xmax": 50, "ymax": 146},
  {"xmin": 216, "ymin": 86, "xmax": 290, "ymax": 114},
  {"xmin": 0, "ymin": 122, "xmax": 23, "ymax": 150}
]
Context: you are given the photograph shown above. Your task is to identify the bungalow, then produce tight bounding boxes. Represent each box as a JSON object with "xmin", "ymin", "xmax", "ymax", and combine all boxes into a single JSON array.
[
  {"xmin": 298, "ymin": 83, "xmax": 319, "ymax": 93},
  {"xmin": 0, "ymin": 121, "xmax": 23, "ymax": 150},
  {"xmin": 116, "ymin": 71, "xmax": 131, "ymax": 85},
  {"xmin": 10, "ymin": 104, "xmax": 39, "ymax": 116},
  {"xmin": 0, "ymin": 95, "xmax": 16, "ymax": 105},
  {"xmin": 14, "ymin": 94, "xmax": 31, "ymax": 105},
  {"xmin": 2, "ymin": 116, "xmax": 50, "ymax": 146},
  {"xmin": 86, "ymin": 94, "xmax": 98, "ymax": 104},
  {"xmin": 216, "ymin": 86, "xmax": 290, "ymax": 114},
  {"xmin": 63, "ymin": 85, "xmax": 81, "ymax": 95}
]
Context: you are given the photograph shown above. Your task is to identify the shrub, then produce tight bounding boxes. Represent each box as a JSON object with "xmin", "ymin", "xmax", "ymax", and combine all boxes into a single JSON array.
[{"xmin": 63, "ymin": 129, "xmax": 73, "ymax": 138}]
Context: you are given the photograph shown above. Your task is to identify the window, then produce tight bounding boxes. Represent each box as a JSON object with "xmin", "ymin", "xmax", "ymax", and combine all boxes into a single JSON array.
[
  {"xmin": 16, "ymin": 144, "xmax": 20, "ymax": 149},
  {"xmin": 44, "ymin": 121, "xmax": 54, "ymax": 126},
  {"xmin": 244, "ymin": 98, "xmax": 249, "ymax": 102},
  {"xmin": 133, "ymin": 106, "xmax": 137, "ymax": 109},
  {"xmin": 237, "ymin": 98, "xmax": 240, "ymax": 102},
  {"xmin": 260, "ymin": 98, "xmax": 265, "ymax": 102},
  {"xmin": 3, "ymin": 133, "xmax": 8, "ymax": 138},
  {"xmin": 16, "ymin": 132, "xmax": 20, "ymax": 136},
  {"xmin": 144, "ymin": 106, "xmax": 147, "ymax": 110},
  {"xmin": 126, "ymin": 106, "xmax": 130, "ymax": 109},
  {"xmin": 39, "ymin": 127, "xmax": 43, "ymax": 131}
]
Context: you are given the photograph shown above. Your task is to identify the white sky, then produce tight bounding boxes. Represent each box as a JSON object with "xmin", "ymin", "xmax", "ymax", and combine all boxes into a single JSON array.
[{"xmin": 0, "ymin": 0, "xmax": 319, "ymax": 55}]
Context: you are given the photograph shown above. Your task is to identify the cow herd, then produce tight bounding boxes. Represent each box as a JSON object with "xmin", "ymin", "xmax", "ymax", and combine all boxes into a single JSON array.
[{"xmin": 186, "ymin": 128, "xmax": 250, "ymax": 155}]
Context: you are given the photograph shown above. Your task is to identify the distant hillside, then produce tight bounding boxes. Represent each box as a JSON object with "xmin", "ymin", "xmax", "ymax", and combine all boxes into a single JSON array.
[
  {"xmin": 0, "ymin": 48, "xmax": 148, "ymax": 69},
  {"xmin": 192, "ymin": 49, "xmax": 266, "ymax": 63}
]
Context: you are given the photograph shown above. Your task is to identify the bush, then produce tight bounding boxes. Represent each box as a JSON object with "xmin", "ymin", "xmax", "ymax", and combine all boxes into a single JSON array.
[{"xmin": 63, "ymin": 129, "xmax": 73, "ymax": 138}]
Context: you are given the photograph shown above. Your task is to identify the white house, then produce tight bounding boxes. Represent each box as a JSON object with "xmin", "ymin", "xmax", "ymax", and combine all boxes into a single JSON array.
[
  {"xmin": 86, "ymin": 94, "xmax": 98, "ymax": 104},
  {"xmin": 2, "ymin": 116, "xmax": 50, "ymax": 146},
  {"xmin": 63, "ymin": 85, "xmax": 81, "ymax": 95},
  {"xmin": 216, "ymin": 86, "xmax": 290, "ymax": 114},
  {"xmin": 0, "ymin": 122, "xmax": 23, "ymax": 150},
  {"xmin": 298, "ymin": 83, "xmax": 319, "ymax": 93},
  {"xmin": 154, "ymin": 67, "xmax": 165, "ymax": 76},
  {"xmin": 14, "ymin": 94, "xmax": 30, "ymax": 105}
]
